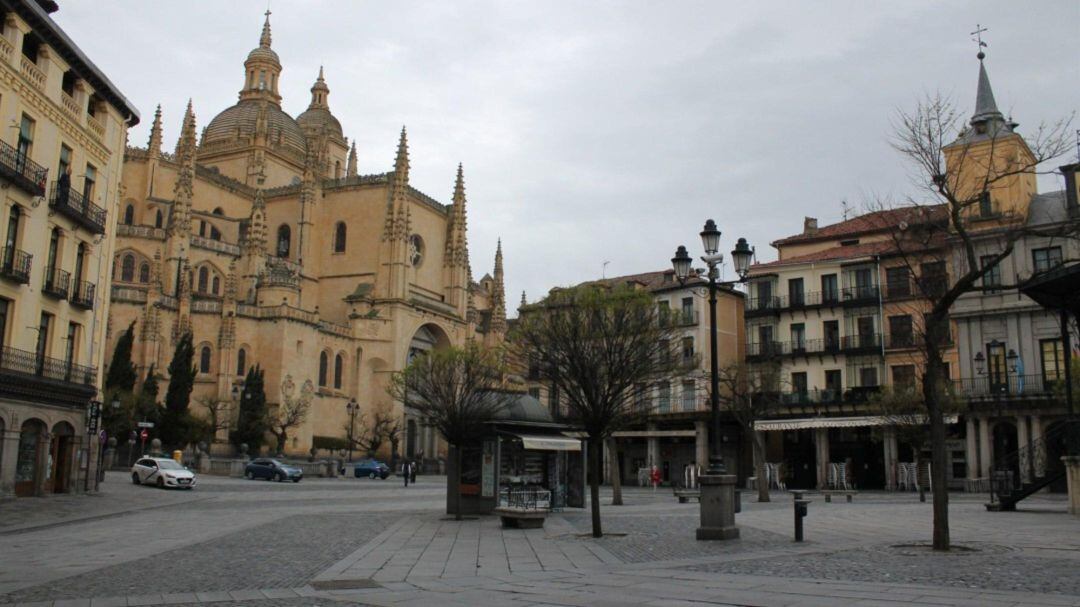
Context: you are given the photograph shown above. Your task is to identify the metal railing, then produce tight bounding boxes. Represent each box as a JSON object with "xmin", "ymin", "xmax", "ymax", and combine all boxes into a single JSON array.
[
  {"xmin": 0, "ymin": 138, "xmax": 47, "ymax": 195},
  {"xmin": 42, "ymin": 267, "xmax": 70, "ymax": 299},
  {"xmin": 111, "ymin": 285, "xmax": 148, "ymax": 303},
  {"xmin": 0, "ymin": 246, "xmax": 32, "ymax": 283},
  {"xmin": 191, "ymin": 234, "xmax": 241, "ymax": 256},
  {"xmin": 191, "ymin": 298, "xmax": 222, "ymax": 314},
  {"xmin": 49, "ymin": 181, "xmax": 107, "ymax": 234},
  {"xmin": 951, "ymin": 374, "xmax": 1059, "ymax": 399},
  {"xmin": 745, "ymin": 295, "xmax": 781, "ymax": 316},
  {"xmin": 660, "ymin": 310, "xmax": 699, "ymax": 327},
  {"xmin": 117, "ymin": 224, "xmax": 166, "ymax": 240},
  {"xmin": 0, "ymin": 345, "xmax": 96, "ymax": 386},
  {"xmin": 70, "ymin": 279, "xmax": 95, "ymax": 309},
  {"xmin": 841, "ymin": 333, "xmax": 882, "ymax": 353},
  {"xmin": 840, "ymin": 285, "xmax": 879, "ymax": 306},
  {"xmin": 989, "ymin": 422, "xmax": 1070, "ymax": 507}
]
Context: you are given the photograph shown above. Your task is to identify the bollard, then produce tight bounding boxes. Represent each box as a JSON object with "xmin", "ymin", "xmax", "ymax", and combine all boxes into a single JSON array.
[{"xmin": 791, "ymin": 490, "xmax": 810, "ymax": 542}]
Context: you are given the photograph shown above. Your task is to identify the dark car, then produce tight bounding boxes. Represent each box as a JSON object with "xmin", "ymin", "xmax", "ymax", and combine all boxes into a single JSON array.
[
  {"xmin": 354, "ymin": 459, "xmax": 390, "ymax": 479},
  {"xmin": 245, "ymin": 458, "xmax": 303, "ymax": 482}
]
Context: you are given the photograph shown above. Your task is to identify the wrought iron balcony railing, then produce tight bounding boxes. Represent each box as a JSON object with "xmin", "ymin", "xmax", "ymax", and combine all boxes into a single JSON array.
[
  {"xmin": 841, "ymin": 333, "xmax": 882, "ymax": 354},
  {"xmin": 840, "ymin": 285, "xmax": 879, "ymax": 306},
  {"xmin": 42, "ymin": 267, "xmax": 70, "ymax": 299},
  {"xmin": 0, "ymin": 246, "xmax": 32, "ymax": 284},
  {"xmin": 70, "ymin": 279, "xmax": 96, "ymax": 309},
  {"xmin": 0, "ymin": 345, "xmax": 95, "ymax": 387},
  {"xmin": 49, "ymin": 181, "xmax": 106, "ymax": 234},
  {"xmin": 0, "ymin": 138, "xmax": 47, "ymax": 195},
  {"xmin": 951, "ymin": 374, "xmax": 1058, "ymax": 400}
]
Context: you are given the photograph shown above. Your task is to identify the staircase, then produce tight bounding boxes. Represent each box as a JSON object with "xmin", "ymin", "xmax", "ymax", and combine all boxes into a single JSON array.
[{"xmin": 986, "ymin": 423, "xmax": 1068, "ymax": 511}]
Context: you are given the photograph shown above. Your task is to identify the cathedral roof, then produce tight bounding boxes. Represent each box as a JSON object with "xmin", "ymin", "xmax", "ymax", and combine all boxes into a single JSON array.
[
  {"xmin": 202, "ymin": 99, "xmax": 308, "ymax": 157},
  {"xmin": 296, "ymin": 107, "xmax": 343, "ymax": 140}
]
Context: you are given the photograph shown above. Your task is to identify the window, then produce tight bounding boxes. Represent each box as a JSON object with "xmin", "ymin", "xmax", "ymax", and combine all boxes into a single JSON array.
[
  {"xmin": 198, "ymin": 220, "xmax": 206, "ymax": 237},
  {"xmin": 334, "ymin": 222, "xmax": 346, "ymax": 253},
  {"xmin": 197, "ymin": 267, "xmax": 209, "ymax": 293},
  {"xmin": 36, "ymin": 312, "xmax": 52, "ymax": 362},
  {"xmin": 277, "ymin": 224, "xmax": 291, "ymax": 258},
  {"xmin": 788, "ymin": 278, "xmax": 804, "ymax": 307},
  {"xmin": 824, "ymin": 369, "xmax": 842, "ymax": 400},
  {"xmin": 823, "ymin": 320, "xmax": 840, "ymax": 351},
  {"xmin": 1032, "ymin": 247, "xmax": 1062, "ymax": 274},
  {"xmin": 20, "ymin": 33, "xmax": 39, "ymax": 62},
  {"xmin": 821, "ymin": 274, "xmax": 838, "ymax": 303},
  {"xmin": 979, "ymin": 192, "xmax": 993, "ymax": 217},
  {"xmin": 886, "ymin": 267, "xmax": 911, "ymax": 298},
  {"xmin": 73, "ymin": 243, "xmax": 85, "ymax": 285},
  {"xmin": 139, "ymin": 263, "xmax": 150, "ymax": 283},
  {"xmin": 334, "ymin": 354, "xmax": 344, "ymax": 389},
  {"xmin": 681, "ymin": 297, "xmax": 693, "ymax": 321},
  {"xmin": 212, "ymin": 276, "xmax": 220, "ymax": 295},
  {"xmin": 58, "ymin": 144, "xmax": 72, "ymax": 176},
  {"xmin": 757, "ymin": 325, "xmax": 775, "ymax": 355},
  {"xmin": 659, "ymin": 338, "xmax": 670, "ymax": 363},
  {"xmin": 856, "ymin": 316, "xmax": 875, "ymax": 347},
  {"xmin": 199, "ymin": 346, "xmax": 212, "ymax": 373},
  {"xmin": 987, "ymin": 342, "xmax": 1007, "ymax": 393},
  {"xmin": 0, "ymin": 298, "xmax": 9, "ymax": 345},
  {"xmin": 980, "ymin": 255, "xmax": 1002, "ymax": 289},
  {"xmin": 657, "ymin": 300, "xmax": 670, "ymax": 325},
  {"xmin": 47, "ymin": 227, "xmax": 59, "ymax": 272},
  {"xmin": 155, "ymin": 210, "xmax": 163, "ymax": 229},
  {"xmin": 790, "ymin": 323, "xmax": 805, "ymax": 351},
  {"xmin": 858, "ymin": 367, "xmax": 878, "ymax": 387},
  {"xmin": 236, "ymin": 348, "xmax": 247, "ymax": 376},
  {"xmin": 121, "ymin": 254, "xmax": 135, "ymax": 282},
  {"xmin": 123, "ymin": 204, "xmax": 134, "ymax": 225},
  {"xmin": 892, "ymin": 365, "xmax": 916, "ymax": 388},
  {"xmin": 919, "ymin": 262, "xmax": 947, "ymax": 297},
  {"xmin": 681, "ymin": 380, "xmax": 696, "ymax": 411},
  {"xmin": 888, "ymin": 315, "xmax": 913, "ymax": 348},
  {"xmin": 61, "ymin": 70, "xmax": 76, "ymax": 96},
  {"xmin": 791, "ymin": 372, "xmax": 808, "ymax": 395},
  {"xmin": 854, "ymin": 267, "xmax": 874, "ymax": 297},
  {"xmin": 658, "ymin": 382, "xmax": 671, "ymax": 413},
  {"xmin": 681, "ymin": 337, "xmax": 694, "ymax": 364},
  {"xmin": 65, "ymin": 322, "xmax": 78, "ymax": 367},
  {"xmin": 1040, "ymin": 339, "xmax": 1064, "ymax": 384},
  {"xmin": 4, "ymin": 206, "xmax": 20, "ymax": 269},
  {"xmin": 318, "ymin": 351, "xmax": 328, "ymax": 387},
  {"xmin": 756, "ymin": 281, "xmax": 772, "ymax": 310},
  {"xmin": 634, "ymin": 383, "xmax": 649, "ymax": 413},
  {"xmin": 83, "ymin": 164, "xmax": 96, "ymax": 202},
  {"xmin": 212, "ymin": 207, "xmax": 224, "ymax": 216},
  {"xmin": 210, "ymin": 225, "xmax": 221, "ymax": 241}
]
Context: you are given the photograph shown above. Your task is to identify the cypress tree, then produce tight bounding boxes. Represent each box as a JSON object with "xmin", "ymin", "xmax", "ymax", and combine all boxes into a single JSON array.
[
  {"xmin": 232, "ymin": 364, "xmax": 268, "ymax": 451},
  {"xmin": 136, "ymin": 364, "xmax": 161, "ymax": 428},
  {"xmin": 104, "ymin": 322, "xmax": 137, "ymax": 392},
  {"xmin": 160, "ymin": 332, "xmax": 196, "ymax": 448}
]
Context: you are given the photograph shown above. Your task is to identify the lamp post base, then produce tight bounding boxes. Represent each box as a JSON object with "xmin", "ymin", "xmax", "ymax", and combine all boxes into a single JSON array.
[{"xmin": 696, "ymin": 473, "xmax": 739, "ymax": 540}]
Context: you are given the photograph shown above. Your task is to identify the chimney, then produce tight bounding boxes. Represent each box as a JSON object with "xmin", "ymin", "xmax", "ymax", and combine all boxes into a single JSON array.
[
  {"xmin": 803, "ymin": 217, "xmax": 818, "ymax": 235},
  {"xmin": 1061, "ymin": 164, "xmax": 1079, "ymax": 219}
]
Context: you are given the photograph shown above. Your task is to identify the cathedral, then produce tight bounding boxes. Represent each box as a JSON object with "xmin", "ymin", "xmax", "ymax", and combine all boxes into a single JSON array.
[{"xmin": 107, "ymin": 12, "xmax": 508, "ymax": 460}]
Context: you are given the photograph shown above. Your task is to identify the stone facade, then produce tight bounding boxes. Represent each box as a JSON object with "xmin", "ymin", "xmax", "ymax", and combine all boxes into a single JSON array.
[
  {"xmin": 0, "ymin": 0, "xmax": 138, "ymax": 498},
  {"xmin": 106, "ymin": 13, "xmax": 506, "ymax": 461}
]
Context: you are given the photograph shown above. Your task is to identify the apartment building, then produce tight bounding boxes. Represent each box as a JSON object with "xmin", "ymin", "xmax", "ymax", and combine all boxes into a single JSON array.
[{"xmin": 0, "ymin": 0, "xmax": 138, "ymax": 498}]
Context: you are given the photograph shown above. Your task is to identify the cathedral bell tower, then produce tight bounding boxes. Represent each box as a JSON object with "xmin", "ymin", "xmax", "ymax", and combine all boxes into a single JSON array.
[{"xmin": 238, "ymin": 10, "xmax": 283, "ymax": 106}]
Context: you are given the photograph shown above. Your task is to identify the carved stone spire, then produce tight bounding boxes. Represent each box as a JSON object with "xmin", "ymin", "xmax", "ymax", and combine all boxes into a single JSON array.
[
  {"xmin": 147, "ymin": 104, "xmax": 163, "ymax": 158},
  {"xmin": 260, "ymin": 9, "xmax": 272, "ymax": 48},
  {"xmin": 169, "ymin": 100, "xmax": 197, "ymax": 237},
  {"xmin": 245, "ymin": 189, "xmax": 267, "ymax": 256},
  {"xmin": 307, "ymin": 66, "xmax": 329, "ymax": 110},
  {"xmin": 346, "ymin": 140, "xmax": 357, "ymax": 177},
  {"xmin": 445, "ymin": 163, "xmax": 469, "ymax": 268},
  {"xmin": 383, "ymin": 126, "xmax": 410, "ymax": 242},
  {"xmin": 490, "ymin": 239, "xmax": 507, "ymax": 334}
]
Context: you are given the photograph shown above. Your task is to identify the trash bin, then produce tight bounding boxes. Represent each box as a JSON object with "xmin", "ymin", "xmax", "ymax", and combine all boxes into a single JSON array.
[{"xmin": 172, "ymin": 450, "xmax": 183, "ymax": 463}]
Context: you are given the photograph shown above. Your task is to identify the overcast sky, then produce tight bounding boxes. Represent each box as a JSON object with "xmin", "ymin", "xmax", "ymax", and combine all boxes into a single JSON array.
[{"xmin": 54, "ymin": 1, "xmax": 1078, "ymax": 314}]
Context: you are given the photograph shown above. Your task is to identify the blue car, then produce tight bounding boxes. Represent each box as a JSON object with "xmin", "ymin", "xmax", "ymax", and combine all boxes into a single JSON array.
[
  {"xmin": 244, "ymin": 458, "xmax": 303, "ymax": 482},
  {"xmin": 354, "ymin": 459, "xmax": 390, "ymax": 479}
]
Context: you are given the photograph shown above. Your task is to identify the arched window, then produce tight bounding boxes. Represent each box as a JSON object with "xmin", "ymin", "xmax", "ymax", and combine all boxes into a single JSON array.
[
  {"xmin": 198, "ymin": 220, "xmax": 206, "ymax": 237},
  {"xmin": 123, "ymin": 204, "xmax": 134, "ymax": 225},
  {"xmin": 277, "ymin": 224, "xmax": 291, "ymax": 258},
  {"xmin": 197, "ymin": 267, "xmax": 209, "ymax": 293},
  {"xmin": 236, "ymin": 348, "xmax": 247, "ymax": 376},
  {"xmin": 334, "ymin": 353, "xmax": 344, "ymax": 389},
  {"xmin": 120, "ymin": 254, "xmax": 135, "ymax": 282},
  {"xmin": 318, "ymin": 351, "xmax": 328, "ymax": 387},
  {"xmin": 199, "ymin": 346, "xmax": 212, "ymax": 373},
  {"xmin": 212, "ymin": 276, "xmax": 220, "ymax": 295},
  {"xmin": 212, "ymin": 207, "xmax": 224, "ymax": 216},
  {"xmin": 138, "ymin": 263, "xmax": 150, "ymax": 283},
  {"xmin": 210, "ymin": 225, "xmax": 221, "ymax": 241},
  {"xmin": 154, "ymin": 210, "xmax": 163, "ymax": 228},
  {"xmin": 333, "ymin": 222, "xmax": 346, "ymax": 253}
]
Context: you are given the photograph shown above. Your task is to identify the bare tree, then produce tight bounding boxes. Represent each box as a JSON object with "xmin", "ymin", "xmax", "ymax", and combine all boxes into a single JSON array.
[
  {"xmin": 194, "ymin": 396, "xmax": 232, "ymax": 447},
  {"xmin": 271, "ymin": 375, "xmax": 313, "ymax": 456},
  {"xmin": 346, "ymin": 401, "xmax": 398, "ymax": 458},
  {"xmin": 511, "ymin": 285, "xmax": 681, "ymax": 537},
  {"xmin": 714, "ymin": 360, "xmax": 784, "ymax": 503},
  {"xmin": 387, "ymin": 342, "xmax": 515, "ymax": 520},
  {"xmin": 886, "ymin": 92, "xmax": 1074, "ymax": 550}
]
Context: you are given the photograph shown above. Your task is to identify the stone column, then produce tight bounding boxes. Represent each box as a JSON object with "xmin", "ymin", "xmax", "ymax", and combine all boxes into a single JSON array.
[
  {"xmin": 1063, "ymin": 456, "xmax": 1080, "ymax": 516},
  {"xmin": 0, "ymin": 428, "xmax": 20, "ymax": 498},
  {"xmin": 883, "ymin": 428, "xmax": 898, "ymax": 491},
  {"xmin": 696, "ymin": 472, "xmax": 739, "ymax": 540},
  {"xmin": 1016, "ymin": 415, "xmax": 1030, "ymax": 483},
  {"xmin": 1030, "ymin": 416, "xmax": 1045, "ymax": 477},
  {"xmin": 965, "ymin": 417, "xmax": 979, "ymax": 487},
  {"xmin": 978, "ymin": 417, "xmax": 992, "ymax": 479},
  {"xmin": 646, "ymin": 423, "xmax": 659, "ymax": 469},
  {"xmin": 815, "ymin": 428, "xmax": 829, "ymax": 490},
  {"xmin": 694, "ymin": 420, "xmax": 708, "ymax": 472}
]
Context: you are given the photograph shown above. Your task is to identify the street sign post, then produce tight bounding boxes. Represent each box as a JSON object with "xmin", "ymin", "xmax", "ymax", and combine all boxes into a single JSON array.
[{"xmin": 137, "ymin": 421, "xmax": 155, "ymax": 429}]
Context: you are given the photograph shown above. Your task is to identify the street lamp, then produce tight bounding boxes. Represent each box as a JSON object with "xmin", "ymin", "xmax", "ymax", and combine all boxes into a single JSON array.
[
  {"xmin": 345, "ymin": 399, "xmax": 359, "ymax": 462},
  {"xmin": 672, "ymin": 219, "xmax": 752, "ymax": 541}
]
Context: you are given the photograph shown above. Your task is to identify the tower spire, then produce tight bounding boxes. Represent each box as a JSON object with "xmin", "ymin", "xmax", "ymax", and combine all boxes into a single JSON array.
[
  {"xmin": 346, "ymin": 140, "xmax": 357, "ymax": 177},
  {"xmin": 260, "ymin": 9, "xmax": 272, "ymax": 48},
  {"xmin": 147, "ymin": 103, "xmax": 163, "ymax": 157},
  {"xmin": 307, "ymin": 65, "xmax": 329, "ymax": 110},
  {"xmin": 490, "ymin": 239, "xmax": 507, "ymax": 334},
  {"xmin": 394, "ymin": 126, "xmax": 409, "ymax": 181}
]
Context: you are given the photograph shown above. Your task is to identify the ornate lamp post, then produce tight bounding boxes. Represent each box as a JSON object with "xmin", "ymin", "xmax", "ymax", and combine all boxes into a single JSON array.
[
  {"xmin": 345, "ymin": 398, "xmax": 359, "ymax": 462},
  {"xmin": 672, "ymin": 219, "xmax": 753, "ymax": 540}
]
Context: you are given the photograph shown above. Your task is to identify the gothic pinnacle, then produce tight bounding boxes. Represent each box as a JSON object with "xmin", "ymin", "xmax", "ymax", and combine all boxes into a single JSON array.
[
  {"xmin": 260, "ymin": 9, "xmax": 272, "ymax": 48},
  {"xmin": 148, "ymin": 103, "xmax": 163, "ymax": 154},
  {"xmin": 394, "ymin": 126, "xmax": 409, "ymax": 180},
  {"xmin": 347, "ymin": 140, "xmax": 358, "ymax": 177}
]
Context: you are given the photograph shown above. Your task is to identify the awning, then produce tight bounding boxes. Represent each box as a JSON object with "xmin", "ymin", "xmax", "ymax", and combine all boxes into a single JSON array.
[
  {"xmin": 512, "ymin": 434, "xmax": 582, "ymax": 451},
  {"xmin": 754, "ymin": 415, "xmax": 959, "ymax": 432}
]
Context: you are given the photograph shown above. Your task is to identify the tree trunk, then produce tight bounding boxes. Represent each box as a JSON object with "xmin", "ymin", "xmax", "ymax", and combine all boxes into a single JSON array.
[
  {"xmin": 752, "ymin": 430, "xmax": 770, "ymax": 503},
  {"xmin": 589, "ymin": 437, "xmax": 603, "ymax": 537},
  {"xmin": 923, "ymin": 331, "xmax": 950, "ymax": 551},
  {"xmin": 455, "ymin": 445, "xmax": 463, "ymax": 521},
  {"xmin": 606, "ymin": 437, "xmax": 623, "ymax": 506}
]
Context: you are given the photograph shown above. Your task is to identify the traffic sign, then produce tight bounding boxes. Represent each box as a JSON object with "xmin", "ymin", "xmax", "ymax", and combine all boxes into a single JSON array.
[
  {"xmin": 140, "ymin": 429, "xmax": 149, "ymax": 441},
  {"xmin": 137, "ymin": 422, "xmax": 155, "ymax": 428}
]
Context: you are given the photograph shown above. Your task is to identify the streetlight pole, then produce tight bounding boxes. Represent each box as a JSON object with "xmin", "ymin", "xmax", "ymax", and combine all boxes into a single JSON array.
[
  {"xmin": 672, "ymin": 219, "xmax": 752, "ymax": 541},
  {"xmin": 346, "ymin": 399, "xmax": 358, "ymax": 462}
]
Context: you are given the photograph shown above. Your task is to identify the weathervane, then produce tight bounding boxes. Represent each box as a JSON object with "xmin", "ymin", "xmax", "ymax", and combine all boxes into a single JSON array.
[{"xmin": 971, "ymin": 24, "xmax": 988, "ymax": 58}]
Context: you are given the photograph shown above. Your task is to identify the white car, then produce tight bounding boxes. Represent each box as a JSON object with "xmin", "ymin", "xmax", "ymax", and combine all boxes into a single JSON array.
[{"xmin": 131, "ymin": 457, "xmax": 197, "ymax": 489}]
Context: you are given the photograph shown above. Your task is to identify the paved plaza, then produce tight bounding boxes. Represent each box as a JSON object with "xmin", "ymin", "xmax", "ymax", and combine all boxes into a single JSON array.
[{"xmin": 0, "ymin": 473, "xmax": 1078, "ymax": 606}]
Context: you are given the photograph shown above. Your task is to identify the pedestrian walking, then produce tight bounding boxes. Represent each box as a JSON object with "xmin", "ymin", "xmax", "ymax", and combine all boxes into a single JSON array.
[
  {"xmin": 403, "ymin": 461, "xmax": 411, "ymax": 487},
  {"xmin": 410, "ymin": 461, "xmax": 417, "ymax": 484},
  {"xmin": 650, "ymin": 465, "xmax": 660, "ymax": 492}
]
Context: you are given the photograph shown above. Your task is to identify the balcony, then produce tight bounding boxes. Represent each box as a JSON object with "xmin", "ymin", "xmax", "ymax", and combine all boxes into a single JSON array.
[
  {"xmin": 0, "ymin": 345, "xmax": 96, "ymax": 407},
  {"xmin": 841, "ymin": 333, "xmax": 882, "ymax": 354},
  {"xmin": 840, "ymin": 285, "xmax": 879, "ymax": 307},
  {"xmin": 117, "ymin": 224, "xmax": 166, "ymax": 240},
  {"xmin": 42, "ymin": 267, "xmax": 70, "ymax": 299},
  {"xmin": 70, "ymin": 280, "xmax": 95, "ymax": 309},
  {"xmin": 745, "ymin": 296, "xmax": 781, "ymax": 318},
  {"xmin": 49, "ymin": 182, "xmax": 107, "ymax": 234},
  {"xmin": 0, "ymin": 247, "xmax": 32, "ymax": 284},
  {"xmin": 0, "ymin": 139, "xmax": 47, "ymax": 195},
  {"xmin": 661, "ymin": 310, "xmax": 700, "ymax": 328},
  {"xmin": 191, "ymin": 234, "xmax": 241, "ymax": 257},
  {"xmin": 746, "ymin": 341, "xmax": 783, "ymax": 361},
  {"xmin": 952, "ymin": 374, "xmax": 1057, "ymax": 401}
]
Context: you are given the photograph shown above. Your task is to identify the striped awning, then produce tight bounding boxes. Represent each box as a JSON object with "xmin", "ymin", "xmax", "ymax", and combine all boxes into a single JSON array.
[{"xmin": 754, "ymin": 415, "xmax": 958, "ymax": 432}]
